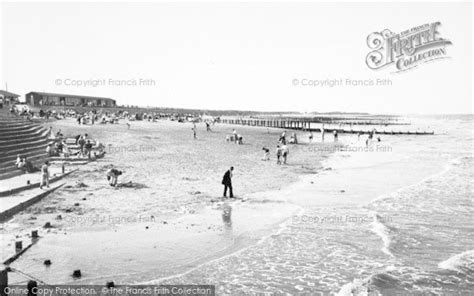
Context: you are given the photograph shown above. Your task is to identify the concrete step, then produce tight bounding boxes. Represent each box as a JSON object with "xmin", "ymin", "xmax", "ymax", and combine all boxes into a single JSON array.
[
  {"xmin": 0, "ymin": 144, "xmax": 48, "ymax": 161},
  {"xmin": 0, "ymin": 136, "xmax": 50, "ymax": 151},
  {"xmin": 0, "ymin": 123, "xmax": 39, "ymax": 131},
  {"xmin": 0, "ymin": 130, "xmax": 50, "ymax": 147},
  {"xmin": 0, "ymin": 126, "xmax": 47, "ymax": 140},
  {"xmin": 0, "ymin": 118, "xmax": 31, "ymax": 124}
]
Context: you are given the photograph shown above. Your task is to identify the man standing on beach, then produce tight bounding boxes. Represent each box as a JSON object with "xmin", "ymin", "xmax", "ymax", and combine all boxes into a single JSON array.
[
  {"xmin": 222, "ymin": 167, "xmax": 234, "ymax": 198},
  {"xmin": 39, "ymin": 161, "xmax": 50, "ymax": 189}
]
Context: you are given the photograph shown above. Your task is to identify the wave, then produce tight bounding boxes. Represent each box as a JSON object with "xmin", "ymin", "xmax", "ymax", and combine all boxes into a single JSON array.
[
  {"xmin": 369, "ymin": 212, "xmax": 394, "ymax": 257},
  {"xmin": 438, "ymin": 250, "xmax": 474, "ymax": 274},
  {"xmin": 367, "ymin": 154, "xmax": 470, "ymax": 206}
]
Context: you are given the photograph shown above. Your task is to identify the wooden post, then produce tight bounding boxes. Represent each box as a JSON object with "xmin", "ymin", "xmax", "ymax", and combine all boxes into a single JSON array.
[{"xmin": 0, "ymin": 268, "xmax": 8, "ymax": 296}]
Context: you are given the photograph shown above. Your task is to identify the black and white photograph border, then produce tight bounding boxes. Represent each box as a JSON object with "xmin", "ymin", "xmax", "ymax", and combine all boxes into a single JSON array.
[{"xmin": 0, "ymin": 0, "xmax": 472, "ymax": 295}]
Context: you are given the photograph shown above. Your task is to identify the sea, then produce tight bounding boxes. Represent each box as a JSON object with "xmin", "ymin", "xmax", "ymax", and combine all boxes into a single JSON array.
[{"xmin": 156, "ymin": 115, "xmax": 473, "ymax": 295}]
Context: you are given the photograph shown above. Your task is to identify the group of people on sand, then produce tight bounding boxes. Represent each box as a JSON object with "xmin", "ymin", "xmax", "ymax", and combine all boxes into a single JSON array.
[
  {"xmin": 15, "ymin": 155, "xmax": 39, "ymax": 173},
  {"xmin": 225, "ymin": 129, "xmax": 243, "ymax": 144},
  {"xmin": 74, "ymin": 133, "xmax": 105, "ymax": 159},
  {"xmin": 14, "ymin": 155, "xmax": 51, "ymax": 189}
]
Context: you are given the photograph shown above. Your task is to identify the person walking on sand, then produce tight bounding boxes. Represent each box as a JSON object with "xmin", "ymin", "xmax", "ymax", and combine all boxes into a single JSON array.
[
  {"xmin": 232, "ymin": 129, "xmax": 237, "ymax": 143},
  {"xmin": 106, "ymin": 168, "xmax": 122, "ymax": 187},
  {"xmin": 333, "ymin": 130, "xmax": 338, "ymax": 142},
  {"xmin": 281, "ymin": 144, "xmax": 289, "ymax": 164},
  {"xmin": 280, "ymin": 131, "xmax": 287, "ymax": 145},
  {"xmin": 192, "ymin": 126, "xmax": 197, "ymax": 139},
  {"xmin": 276, "ymin": 145, "xmax": 282, "ymax": 165},
  {"xmin": 222, "ymin": 167, "xmax": 234, "ymax": 198},
  {"xmin": 39, "ymin": 161, "xmax": 50, "ymax": 189},
  {"xmin": 309, "ymin": 131, "xmax": 313, "ymax": 143}
]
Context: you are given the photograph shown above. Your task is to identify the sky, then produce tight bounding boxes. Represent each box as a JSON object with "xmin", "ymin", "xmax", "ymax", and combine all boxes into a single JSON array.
[{"xmin": 1, "ymin": 1, "xmax": 472, "ymax": 114}]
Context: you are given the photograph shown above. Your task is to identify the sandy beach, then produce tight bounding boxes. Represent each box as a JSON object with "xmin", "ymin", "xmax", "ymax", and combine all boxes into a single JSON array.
[{"xmin": 3, "ymin": 118, "xmax": 334, "ymax": 285}]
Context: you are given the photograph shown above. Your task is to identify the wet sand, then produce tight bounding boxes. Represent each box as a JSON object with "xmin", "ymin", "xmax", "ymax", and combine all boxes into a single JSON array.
[{"xmin": 3, "ymin": 118, "xmax": 334, "ymax": 284}]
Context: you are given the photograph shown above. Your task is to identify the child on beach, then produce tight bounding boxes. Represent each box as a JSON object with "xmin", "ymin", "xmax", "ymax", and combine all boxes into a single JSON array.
[
  {"xmin": 276, "ymin": 145, "xmax": 282, "ymax": 165},
  {"xmin": 281, "ymin": 144, "xmax": 289, "ymax": 164},
  {"xmin": 262, "ymin": 147, "xmax": 270, "ymax": 160},
  {"xmin": 279, "ymin": 131, "xmax": 287, "ymax": 145},
  {"xmin": 106, "ymin": 168, "xmax": 122, "ymax": 187},
  {"xmin": 39, "ymin": 161, "xmax": 50, "ymax": 189}
]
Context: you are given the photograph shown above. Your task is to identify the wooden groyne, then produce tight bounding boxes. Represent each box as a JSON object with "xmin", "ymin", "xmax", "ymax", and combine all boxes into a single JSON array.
[
  {"xmin": 219, "ymin": 118, "xmax": 434, "ymax": 135},
  {"xmin": 221, "ymin": 118, "xmax": 312, "ymax": 130}
]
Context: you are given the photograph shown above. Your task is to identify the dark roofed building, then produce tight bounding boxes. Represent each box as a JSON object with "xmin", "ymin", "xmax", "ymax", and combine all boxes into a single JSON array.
[
  {"xmin": 0, "ymin": 90, "xmax": 21, "ymax": 106},
  {"xmin": 26, "ymin": 92, "xmax": 116, "ymax": 107}
]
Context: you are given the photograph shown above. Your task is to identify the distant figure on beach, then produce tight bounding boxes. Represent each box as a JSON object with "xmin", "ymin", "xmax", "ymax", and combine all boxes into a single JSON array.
[
  {"xmin": 280, "ymin": 131, "xmax": 287, "ymax": 145},
  {"xmin": 39, "ymin": 161, "xmax": 50, "ymax": 189},
  {"xmin": 276, "ymin": 145, "xmax": 282, "ymax": 165},
  {"xmin": 206, "ymin": 122, "xmax": 212, "ymax": 132},
  {"xmin": 84, "ymin": 140, "xmax": 93, "ymax": 159},
  {"xmin": 333, "ymin": 130, "xmax": 338, "ymax": 142},
  {"xmin": 48, "ymin": 127, "xmax": 54, "ymax": 139},
  {"xmin": 192, "ymin": 126, "xmax": 197, "ymax": 139},
  {"xmin": 222, "ymin": 167, "xmax": 234, "ymax": 198},
  {"xmin": 46, "ymin": 144, "xmax": 53, "ymax": 156},
  {"xmin": 289, "ymin": 133, "xmax": 298, "ymax": 144},
  {"xmin": 21, "ymin": 157, "xmax": 39, "ymax": 173},
  {"xmin": 237, "ymin": 135, "xmax": 243, "ymax": 145},
  {"xmin": 78, "ymin": 136, "xmax": 86, "ymax": 157},
  {"xmin": 321, "ymin": 124, "xmax": 325, "ymax": 142},
  {"xmin": 309, "ymin": 131, "xmax": 313, "ymax": 143},
  {"xmin": 106, "ymin": 168, "xmax": 122, "ymax": 187},
  {"xmin": 281, "ymin": 144, "xmax": 289, "ymax": 164},
  {"xmin": 232, "ymin": 129, "xmax": 237, "ymax": 143},
  {"xmin": 262, "ymin": 147, "xmax": 270, "ymax": 161}
]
